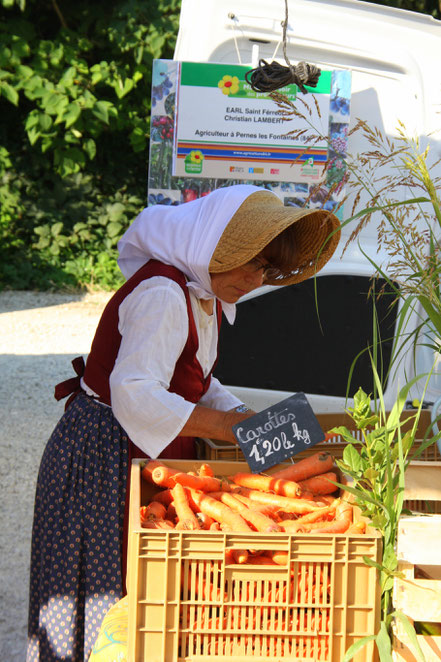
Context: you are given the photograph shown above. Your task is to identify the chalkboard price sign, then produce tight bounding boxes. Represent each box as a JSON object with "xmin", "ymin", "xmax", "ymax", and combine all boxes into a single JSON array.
[{"xmin": 232, "ymin": 392, "xmax": 325, "ymax": 473}]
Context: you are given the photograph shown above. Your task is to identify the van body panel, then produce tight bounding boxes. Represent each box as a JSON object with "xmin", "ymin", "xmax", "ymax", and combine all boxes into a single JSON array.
[{"xmin": 173, "ymin": 0, "xmax": 441, "ymax": 413}]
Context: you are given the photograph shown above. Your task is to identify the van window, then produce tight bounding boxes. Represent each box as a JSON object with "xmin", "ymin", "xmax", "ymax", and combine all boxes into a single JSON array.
[{"xmin": 214, "ymin": 276, "xmax": 397, "ymax": 397}]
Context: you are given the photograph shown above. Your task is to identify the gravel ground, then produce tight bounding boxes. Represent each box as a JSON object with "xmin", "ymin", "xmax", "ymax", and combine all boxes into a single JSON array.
[{"xmin": 0, "ymin": 290, "xmax": 113, "ymax": 662}]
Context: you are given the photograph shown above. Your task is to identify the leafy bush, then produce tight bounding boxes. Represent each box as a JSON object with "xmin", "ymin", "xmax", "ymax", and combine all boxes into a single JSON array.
[{"xmin": 0, "ymin": 0, "xmax": 181, "ymax": 291}]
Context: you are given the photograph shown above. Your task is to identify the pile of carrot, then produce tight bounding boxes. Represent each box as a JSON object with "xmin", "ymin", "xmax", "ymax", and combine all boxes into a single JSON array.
[{"xmin": 139, "ymin": 451, "xmax": 367, "ymax": 557}]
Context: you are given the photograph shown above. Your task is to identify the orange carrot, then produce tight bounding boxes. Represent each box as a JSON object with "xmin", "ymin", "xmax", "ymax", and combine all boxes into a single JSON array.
[
  {"xmin": 141, "ymin": 518, "xmax": 175, "ymax": 529},
  {"xmin": 231, "ymin": 549, "xmax": 249, "ymax": 564},
  {"xmin": 140, "ymin": 501, "xmax": 167, "ymax": 522},
  {"xmin": 270, "ymin": 451, "xmax": 334, "ymax": 482},
  {"xmin": 141, "ymin": 459, "xmax": 168, "ymax": 483},
  {"xmin": 215, "ymin": 492, "xmax": 282, "ymax": 533},
  {"xmin": 347, "ymin": 521, "xmax": 366, "ymax": 534},
  {"xmin": 151, "ymin": 466, "xmax": 221, "ymax": 492},
  {"xmin": 235, "ymin": 487, "xmax": 322, "ymax": 515},
  {"xmin": 230, "ymin": 472, "xmax": 302, "ymax": 498},
  {"xmin": 195, "ymin": 512, "xmax": 215, "ymax": 529},
  {"xmin": 198, "ymin": 463, "xmax": 215, "ymax": 477},
  {"xmin": 313, "ymin": 501, "xmax": 353, "ymax": 533},
  {"xmin": 165, "ymin": 502, "xmax": 177, "ymax": 522},
  {"xmin": 279, "ymin": 504, "xmax": 336, "ymax": 532},
  {"xmin": 151, "ymin": 488, "xmax": 174, "ymax": 506},
  {"xmin": 272, "ymin": 550, "xmax": 289, "ymax": 565},
  {"xmin": 171, "ymin": 483, "xmax": 201, "ymax": 530},
  {"xmin": 298, "ymin": 472, "xmax": 338, "ymax": 495},
  {"xmin": 189, "ymin": 489, "xmax": 253, "ymax": 533},
  {"xmin": 231, "ymin": 492, "xmax": 279, "ymax": 517}
]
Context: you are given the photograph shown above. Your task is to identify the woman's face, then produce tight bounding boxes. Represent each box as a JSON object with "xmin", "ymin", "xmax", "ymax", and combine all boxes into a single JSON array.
[{"xmin": 210, "ymin": 254, "xmax": 271, "ymax": 303}]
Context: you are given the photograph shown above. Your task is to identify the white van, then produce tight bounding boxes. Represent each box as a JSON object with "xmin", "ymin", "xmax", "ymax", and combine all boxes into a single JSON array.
[{"xmin": 170, "ymin": 0, "xmax": 441, "ymax": 416}]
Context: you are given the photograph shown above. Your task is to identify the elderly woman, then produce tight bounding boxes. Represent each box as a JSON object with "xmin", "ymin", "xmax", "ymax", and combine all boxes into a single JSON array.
[{"xmin": 27, "ymin": 184, "xmax": 340, "ymax": 661}]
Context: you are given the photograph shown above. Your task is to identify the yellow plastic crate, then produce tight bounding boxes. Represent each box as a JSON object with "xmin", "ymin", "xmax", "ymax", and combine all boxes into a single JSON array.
[
  {"xmin": 127, "ymin": 458, "xmax": 382, "ymax": 662},
  {"xmin": 393, "ymin": 462, "xmax": 441, "ymax": 661}
]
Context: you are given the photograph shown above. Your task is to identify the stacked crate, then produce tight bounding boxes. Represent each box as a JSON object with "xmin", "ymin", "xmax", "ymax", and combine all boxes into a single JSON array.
[{"xmin": 393, "ymin": 462, "xmax": 441, "ymax": 661}]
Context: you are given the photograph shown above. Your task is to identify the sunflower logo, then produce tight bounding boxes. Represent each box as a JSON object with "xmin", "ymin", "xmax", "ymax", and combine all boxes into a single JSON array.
[
  {"xmin": 185, "ymin": 150, "xmax": 204, "ymax": 173},
  {"xmin": 218, "ymin": 75, "xmax": 240, "ymax": 96},
  {"xmin": 189, "ymin": 150, "xmax": 204, "ymax": 164}
]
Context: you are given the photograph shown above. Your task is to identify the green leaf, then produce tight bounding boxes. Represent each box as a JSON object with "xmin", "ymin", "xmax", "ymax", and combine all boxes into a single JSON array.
[
  {"xmin": 92, "ymin": 101, "xmax": 109, "ymax": 124},
  {"xmin": 343, "ymin": 444, "xmax": 363, "ymax": 472},
  {"xmin": 375, "ymin": 621, "xmax": 392, "ymax": 661},
  {"xmin": 51, "ymin": 222, "xmax": 64, "ymax": 237},
  {"xmin": 392, "ymin": 611, "xmax": 426, "ymax": 662},
  {"xmin": 83, "ymin": 138, "xmax": 96, "ymax": 160},
  {"xmin": 1, "ymin": 81, "xmax": 19, "ymax": 105},
  {"xmin": 329, "ymin": 426, "xmax": 358, "ymax": 444},
  {"xmin": 107, "ymin": 221, "xmax": 123, "ymax": 238},
  {"xmin": 38, "ymin": 113, "xmax": 52, "ymax": 131},
  {"xmin": 107, "ymin": 202, "xmax": 125, "ymax": 221},
  {"xmin": 363, "ymin": 467, "xmax": 379, "ymax": 481},
  {"xmin": 64, "ymin": 102, "xmax": 81, "ymax": 129},
  {"xmin": 342, "ymin": 634, "xmax": 376, "ymax": 662},
  {"xmin": 114, "ymin": 77, "xmax": 134, "ymax": 99}
]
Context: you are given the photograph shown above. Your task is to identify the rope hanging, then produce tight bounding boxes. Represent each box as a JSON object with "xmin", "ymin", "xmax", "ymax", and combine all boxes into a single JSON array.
[{"xmin": 245, "ymin": 0, "xmax": 321, "ymax": 94}]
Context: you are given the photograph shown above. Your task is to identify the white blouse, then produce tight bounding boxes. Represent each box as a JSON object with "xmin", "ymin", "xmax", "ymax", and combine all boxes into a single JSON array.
[{"xmin": 83, "ymin": 277, "xmax": 241, "ymax": 458}]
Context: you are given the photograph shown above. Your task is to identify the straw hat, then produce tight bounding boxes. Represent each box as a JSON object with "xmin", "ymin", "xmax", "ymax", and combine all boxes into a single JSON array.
[{"xmin": 209, "ymin": 190, "xmax": 341, "ymax": 286}]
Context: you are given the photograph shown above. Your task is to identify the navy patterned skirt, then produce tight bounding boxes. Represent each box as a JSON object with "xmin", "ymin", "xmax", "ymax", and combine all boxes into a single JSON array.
[{"xmin": 27, "ymin": 392, "xmax": 129, "ymax": 661}]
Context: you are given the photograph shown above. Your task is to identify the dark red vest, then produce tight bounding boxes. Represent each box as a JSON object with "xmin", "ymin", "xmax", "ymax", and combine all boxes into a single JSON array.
[{"xmin": 55, "ymin": 259, "xmax": 223, "ymax": 459}]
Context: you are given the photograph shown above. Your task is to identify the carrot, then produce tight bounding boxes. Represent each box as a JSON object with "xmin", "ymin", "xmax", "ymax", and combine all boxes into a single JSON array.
[
  {"xmin": 231, "ymin": 492, "xmax": 279, "ymax": 517},
  {"xmin": 195, "ymin": 512, "xmax": 215, "ymax": 529},
  {"xmin": 141, "ymin": 518, "xmax": 175, "ymax": 529},
  {"xmin": 298, "ymin": 471, "xmax": 338, "ymax": 495},
  {"xmin": 215, "ymin": 491, "xmax": 282, "ymax": 533},
  {"xmin": 232, "ymin": 549, "xmax": 249, "ymax": 564},
  {"xmin": 151, "ymin": 466, "xmax": 221, "ymax": 492},
  {"xmin": 165, "ymin": 502, "xmax": 177, "ymax": 522},
  {"xmin": 245, "ymin": 554, "xmax": 278, "ymax": 565},
  {"xmin": 270, "ymin": 451, "xmax": 334, "ymax": 482},
  {"xmin": 279, "ymin": 504, "xmax": 336, "ymax": 532},
  {"xmin": 171, "ymin": 483, "xmax": 201, "ymax": 530},
  {"xmin": 151, "ymin": 488, "xmax": 174, "ymax": 506},
  {"xmin": 271, "ymin": 550, "xmax": 289, "ymax": 565},
  {"xmin": 347, "ymin": 521, "xmax": 366, "ymax": 534},
  {"xmin": 140, "ymin": 501, "xmax": 167, "ymax": 522},
  {"xmin": 235, "ymin": 487, "xmax": 323, "ymax": 515},
  {"xmin": 230, "ymin": 472, "xmax": 302, "ymax": 498},
  {"xmin": 141, "ymin": 459, "xmax": 168, "ymax": 483},
  {"xmin": 313, "ymin": 501, "xmax": 353, "ymax": 533},
  {"xmin": 189, "ymin": 489, "xmax": 253, "ymax": 533},
  {"xmin": 198, "ymin": 463, "xmax": 215, "ymax": 477}
]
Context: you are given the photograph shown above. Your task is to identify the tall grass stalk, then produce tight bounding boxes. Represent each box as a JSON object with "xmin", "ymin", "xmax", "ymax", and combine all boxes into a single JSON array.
[{"xmin": 270, "ymin": 91, "xmax": 441, "ymax": 661}]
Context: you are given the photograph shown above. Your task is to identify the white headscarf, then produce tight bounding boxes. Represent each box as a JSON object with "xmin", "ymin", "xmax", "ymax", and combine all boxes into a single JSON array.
[{"xmin": 117, "ymin": 184, "xmax": 267, "ymax": 324}]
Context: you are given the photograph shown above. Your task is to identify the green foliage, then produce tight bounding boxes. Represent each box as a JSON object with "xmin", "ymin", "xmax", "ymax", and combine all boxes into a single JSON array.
[
  {"xmin": 335, "ymin": 379, "xmax": 438, "ymax": 662},
  {"xmin": 0, "ymin": 0, "xmax": 181, "ymax": 290}
]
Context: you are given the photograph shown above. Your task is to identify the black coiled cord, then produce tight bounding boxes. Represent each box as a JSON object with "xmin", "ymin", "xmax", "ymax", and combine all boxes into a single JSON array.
[
  {"xmin": 245, "ymin": 59, "xmax": 321, "ymax": 95},
  {"xmin": 245, "ymin": 0, "xmax": 321, "ymax": 95}
]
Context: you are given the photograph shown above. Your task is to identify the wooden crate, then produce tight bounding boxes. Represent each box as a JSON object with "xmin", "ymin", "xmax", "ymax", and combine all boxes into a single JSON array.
[{"xmin": 393, "ymin": 462, "xmax": 441, "ymax": 661}]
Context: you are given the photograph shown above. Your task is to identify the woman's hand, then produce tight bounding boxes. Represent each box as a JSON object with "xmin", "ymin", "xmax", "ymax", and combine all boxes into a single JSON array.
[{"xmin": 180, "ymin": 405, "xmax": 256, "ymax": 444}]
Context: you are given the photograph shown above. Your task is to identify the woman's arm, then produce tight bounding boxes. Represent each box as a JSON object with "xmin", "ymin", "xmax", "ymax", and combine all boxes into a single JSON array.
[{"xmin": 179, "ymin": 404, "xmax": 255, "ymax": 444}]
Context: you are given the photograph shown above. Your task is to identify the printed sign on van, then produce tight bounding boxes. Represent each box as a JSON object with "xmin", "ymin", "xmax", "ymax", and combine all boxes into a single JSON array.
[
  {"xmin": 148, "ymin": 59, "xmax": 351, "ymax": 216},
  {"xmin": 173, "ymin": 62, "xmax": 333, "ymax": 183}
]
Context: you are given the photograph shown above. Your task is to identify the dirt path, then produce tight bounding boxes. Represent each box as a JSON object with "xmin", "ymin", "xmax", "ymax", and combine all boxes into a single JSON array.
[{"xmin": 0, "ymin": 290, "xmax": 113, "ymax": 661}]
